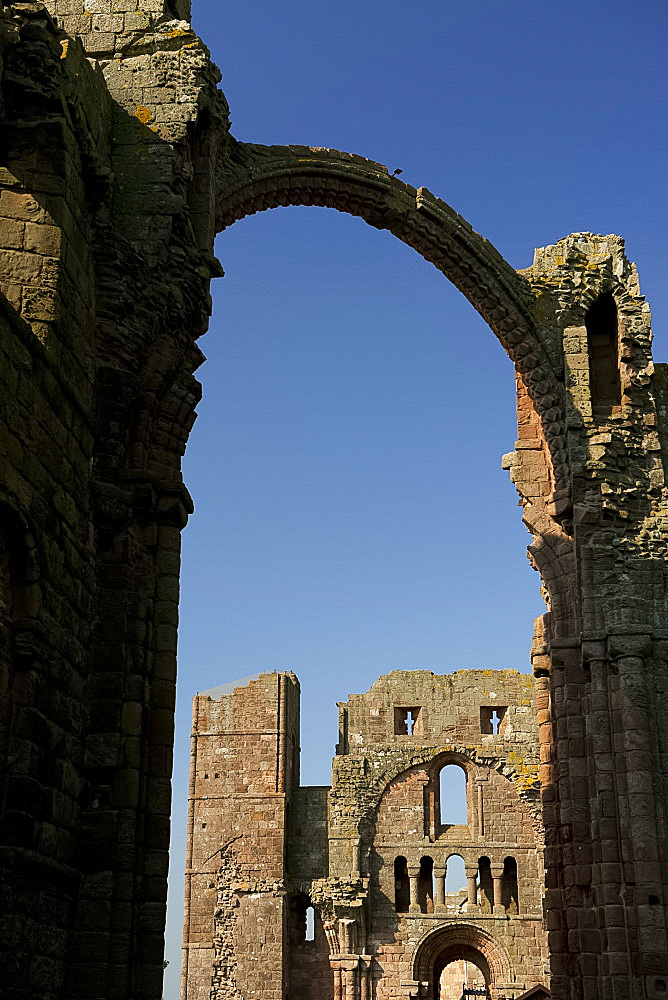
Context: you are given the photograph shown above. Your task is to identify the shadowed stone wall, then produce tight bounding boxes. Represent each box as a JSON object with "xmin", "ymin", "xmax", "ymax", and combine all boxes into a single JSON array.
[{"xmin": 1, "ymin": 2, "xmax": 668, "ymax": 997}]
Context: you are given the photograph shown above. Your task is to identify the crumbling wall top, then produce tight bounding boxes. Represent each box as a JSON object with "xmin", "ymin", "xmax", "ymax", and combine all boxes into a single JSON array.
[{"xmin": 337, "ymin": 668, "xmax": 537, "ymax": 754}]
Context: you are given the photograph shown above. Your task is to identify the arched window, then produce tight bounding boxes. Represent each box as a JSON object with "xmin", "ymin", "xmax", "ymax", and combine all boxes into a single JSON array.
[
  {"xmin": 586, "ymin": 291, "xmax": 621, "ymax": 415},
  {"xmin": 445, "ymin": 853, "xmax": 467, "ymax": 893},
  {"xmin": 288, "ymin": 894, "xmax": 315, "ymax": 946},
  {"xmin": 439, "ymin": 763, "xmax": 467, "ymax": 826},
  {"xmin": 501, "ymin": 856, "xmax": 519, "ymax": 914},
  {"xmin": 305, "ymin": 905, "xmax": 315, "ymax": 941},
  {"xmin": 477, "ymin": 856, "xmax": 494, "ymax": 913},
  {"xmin": 418, "ymin": 855, "xmax": 434, "ymax": 913},
  {"xmin": 394, "ymin": 855, "xmax": 409, "ymax": 912}
]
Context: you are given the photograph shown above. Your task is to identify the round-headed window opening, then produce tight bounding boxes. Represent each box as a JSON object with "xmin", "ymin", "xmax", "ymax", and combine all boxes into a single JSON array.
[
  {"xmin": 419, "ymin": 855, "xmax": 434, "ymax": 913},
  {"xmin": 445, "ymin": 853, "xmax": 467, "ymax": 893},
  {"xmin": 477, "ymin": 856, "xmax": 494, "ymax": 913},
  {"xmin": 439, "ymin": 763, "xmax": 468, "ymax": 826},
  {"xmin": 394, "ymin": 855, "xmax": 410, "ymax": 912}
]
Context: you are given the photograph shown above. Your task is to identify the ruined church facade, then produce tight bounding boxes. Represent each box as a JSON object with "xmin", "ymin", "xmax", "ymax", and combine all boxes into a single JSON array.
[{"xmin": 182, "ymin": 670, "xmax": 550, "ymax": 1000}]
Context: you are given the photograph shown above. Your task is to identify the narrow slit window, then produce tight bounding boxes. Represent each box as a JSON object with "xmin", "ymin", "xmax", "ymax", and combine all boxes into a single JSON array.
[
  {"xmin": 586, "ymin": 292, "xmax": 621, "ymax": 415},
  {"xmin": 305, "ymin": 905, "xmax": 315, "ymax": 941}
]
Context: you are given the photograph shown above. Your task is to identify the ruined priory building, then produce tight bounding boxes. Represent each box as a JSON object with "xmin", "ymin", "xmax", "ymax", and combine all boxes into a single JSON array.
[
  {"xmin": 182, "ymin": 670, "xmax": 550, "ymax": 1000},
  {"xmin": 1, "ymin": 0, "xmax": 668, "ymax": 998}
]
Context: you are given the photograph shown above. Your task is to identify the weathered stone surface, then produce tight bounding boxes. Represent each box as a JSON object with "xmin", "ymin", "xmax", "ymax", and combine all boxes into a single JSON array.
[
  {"xmin": 1, "ymin": 0, "xmax": 668, "ymax": 997},
  {"xmin": 183, "ymin": 670, "xmax": 549, "ymax": 999}
]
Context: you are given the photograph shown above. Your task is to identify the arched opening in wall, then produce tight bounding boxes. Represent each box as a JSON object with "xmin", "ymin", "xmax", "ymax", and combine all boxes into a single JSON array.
[
  {"xmin": 394, "ymin": 855, "xmax": 410, "ymax": 912},
  {"xmin": 305, "ymin": 905, "xmax": 315, "ymax": 941},
  {"xmin": 439, "ymin": 763, "xmax": 468, "ymax": 827},
  {"xmin": 413, "ymin": 923, "xmax": 512, "ymax": 1000},
  {"xmin": 477, "ymin": 857, "xmax": 494, "ymax": 914},
  {"xmin": 501, "ymin": 856, "xmax": 518, "ymax": 914},
  {"xmin": 586, "ymin": 291, "xmax": 621, "ymax": 416},
  {"xmin": 434, "ymin": 949, "xmax": 490, "ymax": 1000},
  {"xmin": 419, "ymin": 855, "xmax": 434, "ymax": 913},
  {"xmin": 445, "ymin": 854, "xmax": 467, "ymax": 894},
  {"xmin": 169, "ymin": 202, "xmax": 548, "ymax": 993},
  {"xmin": 287, "ymin": 893, "xmax": 315, "ymax": 947}
]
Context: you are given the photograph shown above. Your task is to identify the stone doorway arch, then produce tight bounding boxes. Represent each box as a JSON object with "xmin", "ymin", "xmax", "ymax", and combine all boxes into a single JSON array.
[{"xmin": 411, "ymin": 924, "xmax": 514, "ymax": 1000}]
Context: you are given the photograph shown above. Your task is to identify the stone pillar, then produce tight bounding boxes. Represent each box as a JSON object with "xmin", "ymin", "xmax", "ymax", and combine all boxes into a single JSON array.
[
  {"xmin": 360, "ymin": 958, "xmax": 371, "ymax": 1000},
  {"xmin": 333, "ymin": 965, "xmax": 342, "ymax": 1000},
  {"xmin": 491, "ymin": 866, "xmax": 504, "ymax": 915},
  {"xmin": 408, "ymin": 866, "xmax": 420, "ymax": 912},
  {"xmin": 433, "ymin": 867, "xmax": 446, "ymax": 908},
  {"xmin": 466, "ymin": 868, "xmax": 478, "ymax": 909},
  {"xmin": 342, "ymin": 962, "xmax": 358, "ymax": 1000}
]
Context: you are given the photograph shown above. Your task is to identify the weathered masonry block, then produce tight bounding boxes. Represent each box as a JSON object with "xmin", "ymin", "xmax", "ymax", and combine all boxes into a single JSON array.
[
  {"xmin": 182, "ymin": 670, "xmax": 549, "ymax": 1000},
  {"xmin": 1, "ymin": 0, "xmax": 668, "ymax": 997}
]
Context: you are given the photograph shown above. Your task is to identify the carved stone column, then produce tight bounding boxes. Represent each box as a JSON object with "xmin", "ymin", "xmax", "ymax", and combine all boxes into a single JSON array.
[
  {"xmin": 491, "ymin": 865, "xmax": 504, "ymax": 915},
  {"xmin": 466, "ymin": 867, "xmax": 479, "ymax": 909},
  {"xmin": 332, "ymin": 964, "xmax": 342, "ymax": 1000},
  {"xmin": 407, "ymin": 865, "xmax": 421, "ymax": 912},
  {"xmin": 433, "ymin": 866, "xmax": 446, "ymax": 908},
  {"xmin": 359, "ymin": 956, "xmax": 372, "ymax": 1000},
  {"xmin": 342, "ymin": 963, "xmax": 357, "ymax": 1000}
]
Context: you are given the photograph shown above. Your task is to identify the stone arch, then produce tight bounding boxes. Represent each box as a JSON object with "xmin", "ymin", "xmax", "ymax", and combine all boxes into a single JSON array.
[
  {"xmin": 215, "ymin": 141, "xmax": 568, "ymax": 494},
  {"xmin": 367, "ymin": 744, "xmax": 542, "ymax": 846},
  {"xmin": 411, "ymin": 922, "xmax": 514, "ymax": 999}
]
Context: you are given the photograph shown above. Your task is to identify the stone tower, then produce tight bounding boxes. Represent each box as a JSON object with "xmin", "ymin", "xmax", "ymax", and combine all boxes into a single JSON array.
[{"xmin": 182, "ymin": 673, "xmax": 300, "ymax": 998}]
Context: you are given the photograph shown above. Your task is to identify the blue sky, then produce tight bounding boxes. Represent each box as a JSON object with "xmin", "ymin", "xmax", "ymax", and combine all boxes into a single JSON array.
[{"xmin": 164, "ymin": 1, "xmax": 668, "ymax": 992}]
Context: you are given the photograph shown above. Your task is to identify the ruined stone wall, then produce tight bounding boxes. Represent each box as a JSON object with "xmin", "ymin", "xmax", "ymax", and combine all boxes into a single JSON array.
[
  {"xmin": 336, "ymin": 670, "xmax": 548, "ymax": 1000},
  {"xmin": 184, "ymin": 670, "xmax": 549, "ymax": 1000},
  {"xmin": 0, "ymin": 11, "xmax": 102, "ymax": 997},
  {"xmin": 1, "ymin": 4, "xmax": 225, "ymax": 996},
  {"xmin": 182, "ymin": 673, "xmax": 300, "ymax": 1000}
]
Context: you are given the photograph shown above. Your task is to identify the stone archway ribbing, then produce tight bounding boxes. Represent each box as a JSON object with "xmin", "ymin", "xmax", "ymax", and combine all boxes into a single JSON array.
[
  {"xmin": 412, "ymin": 923, "xmax": 514, "ymax": 991},
  {"xmin": 215, "ymin": 141, "xmax": 568, "ymax": 492}
]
